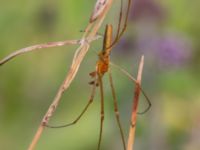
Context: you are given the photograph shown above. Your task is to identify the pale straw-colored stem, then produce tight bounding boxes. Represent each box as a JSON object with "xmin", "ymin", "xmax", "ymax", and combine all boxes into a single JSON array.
[
  {"xmin": 27, "ymin": 1, "xmax": 113, "ymax": 150},
  {"xmin": 0, "ymin": 36, "xmax": 101, "ymax": 66},
  {"xmin": 28, "ymin": 126, "xmax": 44, "ymax": 150},
  {"xmin": 127, "ymin": 55, "xmax": 144, "ymax": 150},
  {"xmin": 0, "ymin": 40, "xmax": 79, "ymax": 66}
]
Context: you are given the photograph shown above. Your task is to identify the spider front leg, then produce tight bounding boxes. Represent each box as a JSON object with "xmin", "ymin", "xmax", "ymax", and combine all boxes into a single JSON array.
[
  {"xmin": 45, "ymin": 73, "xmax": 98, "ymax": 128},
  {"xmin": 108, "ymin": 0, "xmax": 133, "ymax": 49},
  {"xmin": 97, "ymin": 73, "xmax": 105, "ymax": 150},
  {"xmin": 108, "ymin": 69, "xmax": 126, "ymax": 150},
  {"xmin": 110, "ymin": 62, "xmax": 151, "ymax": 114}
]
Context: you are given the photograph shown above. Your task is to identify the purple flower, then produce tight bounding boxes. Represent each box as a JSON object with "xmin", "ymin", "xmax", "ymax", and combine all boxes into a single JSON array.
[
  {"xmin": 130, "ymin": 0, "xmax": 166, "ymax": 22},
  {"xmin": 130, "ymin": 29, "xmax": 192, "ymax": 69},
  {"xmin": 156, "ymin": 33, "xmax": 192, "ymax": 68}
]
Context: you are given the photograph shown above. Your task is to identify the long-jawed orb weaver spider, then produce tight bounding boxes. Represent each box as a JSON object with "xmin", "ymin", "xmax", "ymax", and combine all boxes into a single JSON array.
[
  {"xmin": 0, "ymin": 1, "xmax": 151, "ymax": 150},
  {"xmin": 45, "ymin": 24, "xmax": 151, "ymax": 150}
]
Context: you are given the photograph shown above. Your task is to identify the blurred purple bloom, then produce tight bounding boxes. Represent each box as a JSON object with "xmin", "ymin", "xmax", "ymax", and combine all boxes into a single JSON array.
[
  {"xmin": 155, "ymin": 33, "xmax": 192, "ymax": 67},
  {"xmin": 130, "ymin": 0, "xmax": 166, "ymax": 22},
  {"xmin": 116, "ymin": 37, "xmax": 135, "ymax": 53},
  {"xmin": 135, "ymin": 32, "xmax": 192, "ymax": 68},
  {"xmin": 115, "ymin": 0, "xmax": 192, "ymax": 69}
]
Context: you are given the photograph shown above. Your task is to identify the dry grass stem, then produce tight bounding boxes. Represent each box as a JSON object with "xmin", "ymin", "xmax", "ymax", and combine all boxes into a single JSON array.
[
  {"xmin": 27, "ymin": 1, "xmax": 113, "ymax": 150},
  {"xmin": 28, "ymin": 126, "xmax": 44, "ymax": 150},
  {"xmin": 1, "ymin": 1, "xmax": 148, "ymax": 150},
  {"xmin": 127, "ymin": 55, "xmax": 144, "ymax": 150},
  {"xmin": 0, "ymin": 37, "xmax": 100, "ymax": 66}
]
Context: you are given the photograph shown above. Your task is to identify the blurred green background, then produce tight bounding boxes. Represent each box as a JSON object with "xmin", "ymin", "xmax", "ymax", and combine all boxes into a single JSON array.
[{"xmin": 0, "ymin": 0, "xmax": 200, "ymax": 150}]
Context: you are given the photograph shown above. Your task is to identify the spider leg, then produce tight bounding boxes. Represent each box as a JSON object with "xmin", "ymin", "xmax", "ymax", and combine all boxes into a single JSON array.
[
  {"xmin": 45, "ymin": 75, "xmax": 97, "ymax": 128},
  {"xmin": 108, "ymin": 69, "xmax": 126, "ymax": 150},
  {"xmin": 110, "ymin": 62, "xmax": 151, "ymax": 114},
  {"xmin": 108, "ymin": 0, "xmax": 132, "ymax": 49},
  {"xmin": 97, "ymin": 74, "xmax": 105, "ymax": 150}
]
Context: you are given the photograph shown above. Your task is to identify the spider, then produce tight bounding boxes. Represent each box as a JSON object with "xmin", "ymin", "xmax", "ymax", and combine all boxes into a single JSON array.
[
  {"xmin": 0, "ymin": 1, "xmax": 150, "ymax": 150},
  {"xmin": 45, "ymin": 24, "xmax": 151, "ymax": 150}
]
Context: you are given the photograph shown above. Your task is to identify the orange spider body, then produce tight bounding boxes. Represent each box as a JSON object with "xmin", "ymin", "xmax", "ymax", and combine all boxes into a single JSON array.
[{"xmin": 97, "ymin": 24, "xmax": 112, "ymax": 76}]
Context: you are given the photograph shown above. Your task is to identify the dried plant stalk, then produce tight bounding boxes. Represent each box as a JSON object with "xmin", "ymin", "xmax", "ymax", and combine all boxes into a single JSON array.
[
  {"xmin": 0, "ymin": 40, "xmax": 78, "ymax": 66},
  {"xmin": 127, "ymin": 55, "xmax": 144, "ymax": 150},
  {"xmin": 28, "ymin": 1, "xmax": 113, "ymax": 150},
  {"xmin": 0, "ymin": 37, "xmax": 100, "ymax": 66}
]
